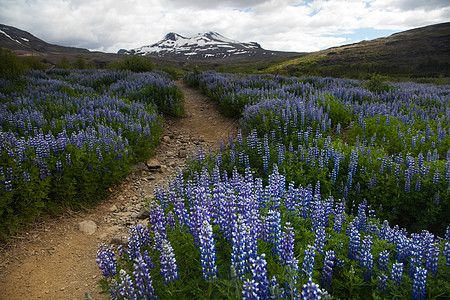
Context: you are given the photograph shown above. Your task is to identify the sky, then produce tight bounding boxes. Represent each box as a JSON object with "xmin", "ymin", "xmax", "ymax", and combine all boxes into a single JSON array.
[{"xmin": 1, "ymin": 0, "xmax": 449, "ymax": 53}]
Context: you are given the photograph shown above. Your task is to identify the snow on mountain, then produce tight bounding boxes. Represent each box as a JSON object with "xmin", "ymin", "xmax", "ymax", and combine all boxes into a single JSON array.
[{"xmin": 119, "ymin": 31, "xmax": 278, "ymax": 59}]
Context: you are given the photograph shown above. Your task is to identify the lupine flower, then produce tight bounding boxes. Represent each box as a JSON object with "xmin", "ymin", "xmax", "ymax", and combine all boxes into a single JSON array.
[
  {"xmin": 117, "ymin": 269, "xmax": 137, "ymax": 299},
  {"xmin": 301, "ymin": 277, "xmax": 322, "ymax": 300},
  {"xmin": 267, "ymin": 210, "xmax": 282, "ymax": 258},
  {"xmin": 249, "ymin": 254, "xmax": 270, "ymax": 299},
  {"xmin": 360, "ymin": 235, "xmax": 373, "ymax": 281},
  {"xmin": 97, "ymin": 243, "xmax": 117, "ymax": 278},
  {"xmin": 242, "ymin": 279, "xmax": 258, "ymax": 300},
  {"xmin": 314, "ymin": 226, "xmax": 326, "ymax": 255},
  {"xmin": 412, "ymin": 266, "xmax": 427, "ymax": 300},
  {"xmin": 268, "ymin": 276, "xmax": 279, "ymax": 300},
  {"xmin": 348, "ymin": 223, "xmax": 360, "ymax": 260},
  {"xmin": 391, "ymin": 262, "xmax": 404, "ymax": 287},
  {"xmin": 231, "ymin": 215, "xmax": 249, "ymax": 281},
  {"xmin": 133, "ymin": 251, "xmax": 157, "ymax": 299},
  {"xmin": 159, "ymin": 238, "xmax": 178, "ymax": 284},
  {"xmin": 425, "ymin": 246, "xmax": 439, "ymax": 277},
  {"xmin": 322, "ymin": 250, "xmax": 335, "ymax": 291},
  {"xmin": 409, "ymin": 239, "xmax": 423, "ymax": 278},
  {"xmin": 128, "ymin": 225, "xmax": 151, "ymax": 260},
  {"xmin": 301, "ymin": 245, "xmax": 316, "ymax": 278},
  {"xmin": 377, "ymin": 273, "xmax": 388, "ymax": 292},
  {"xmin": 378, "ymin": 250, "xmax": 389, "ymax": 272},
  {"xmin": 199, "ymin": 220, "xmax": 218, "ymax": 281},
  {"xmin": 444, "ymin": 242, "xmax": 450, "ymax": 267},
  {"xmin": 280, "ymin": 223, "xmax": 295, "ymax": 266}
]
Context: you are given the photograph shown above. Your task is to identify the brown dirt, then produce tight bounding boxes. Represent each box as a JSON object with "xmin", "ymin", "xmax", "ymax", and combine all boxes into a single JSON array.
[{"xmin": 0, "ymin": 80, "xmax": 239, "ymax": 300}]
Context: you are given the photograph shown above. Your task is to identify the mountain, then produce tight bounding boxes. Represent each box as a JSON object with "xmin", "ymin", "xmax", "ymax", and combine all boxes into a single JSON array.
[
  {"xmin": 0, "ymin": 23, "xmax": 91, "ymax": 55},
  {"xmin": 119, "ymin": 31, "xmax": 299, "ymax": 60},
  {"xmin": 0, "ymin": 23, "xmax": 122, "ymax": 67},
  {"xmin": 268, "ymin": 22, "xmax": 450, "ymax": 78}
]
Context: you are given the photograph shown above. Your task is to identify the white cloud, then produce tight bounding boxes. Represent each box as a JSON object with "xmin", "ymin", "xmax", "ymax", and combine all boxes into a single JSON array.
[{"xmin": 0, "ymin": 0, "xmax": 448, "ymax": 53}]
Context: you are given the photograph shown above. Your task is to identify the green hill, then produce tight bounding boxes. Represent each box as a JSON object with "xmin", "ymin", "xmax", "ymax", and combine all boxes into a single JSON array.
[{"xmin": 265, "ymin": 22, "xmax": 450, "ymax": 79}]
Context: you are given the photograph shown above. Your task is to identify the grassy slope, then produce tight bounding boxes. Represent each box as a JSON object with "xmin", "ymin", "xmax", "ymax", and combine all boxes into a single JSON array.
[{"xmin": 264, "ymin": 22, "xmax": 450, "ymax": 80}]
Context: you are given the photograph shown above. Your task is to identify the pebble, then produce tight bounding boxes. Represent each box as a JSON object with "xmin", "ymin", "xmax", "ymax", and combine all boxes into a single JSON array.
[{"xmin": 77, "ymin": 220, "xmax": 97, "ymax": 235}]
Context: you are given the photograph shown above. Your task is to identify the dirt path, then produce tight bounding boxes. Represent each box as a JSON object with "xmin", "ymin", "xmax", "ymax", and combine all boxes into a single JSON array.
[{"xmin": 0, "ymin": 80, "xmax": 239, "ymax": 300}]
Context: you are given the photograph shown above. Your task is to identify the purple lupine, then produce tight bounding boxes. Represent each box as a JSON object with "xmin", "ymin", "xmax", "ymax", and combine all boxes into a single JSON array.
[
  {"xmin": 348, "ymin": 223, "xmax": 360, "ymax": 260},
  {"xmin": 425, "ymin": 246, "xmax": 439, "ymax": 277},
  {"xmin": 280, "ymin": 222, "xmax": 295, "ymax": 266},
  {"xmin": 433, "ymin": 168, "xmax": 440, "ymax": 185},
  {"xmin": 97, "ymin": 243, "xmax": 117, "ymax": 278},
  {"xmin": 356, "ymin": 201, "xmax": 367, "ymax": 232},
  {"xmin": 127, "ymin": 225, "xmax": 151, "ymax": 261},
  {"xmin": 199, "ymin": 220, "xmax": 218, "ymax": 281},
  {"xmin": 377, "ymin": 273, "xmax": 388, "ymax": 292},
  {"xmin": 405, "ymin": 169, "xmax": 411, "ymax": 193},
  {"xmin": 378, "ymin": 250, "xmax": 389, "ymax": 272},
  {"xmin": 242, "ymin": 279, "xmax": 258, "ymax": 300},
  {"xmin": 322, "ymin": 250, "xmax": 335, "ymax": 291},
  {"xmin": 409, "ymin": 238, "xmax": 423, "ymax": 278},
  {"xmin": 412, "ymin": 266, "xmax": 427, "ymax": 300},
  {"xmin": 444, "ymin": 242, "xmax": 450, "ymax": 267},
  {"xmin": 116, "ymin": 269, "xmax": 136, "ymax": 299},
  {"xmin": 301, "ymin": 245, "xmax": 316, "ymax": 278},
  {"xmin": 391, "ymin": 262, "xmax": 404, "ymax": 287},
  {"xmin": 133, "ymin": 251, "xmax": 157, "ymax": 299},
  {"xmin": 301, "ymin": 277, "xmax": 322, "ymax": 300},
  {"xmin": 267, "ymin": 210, "xmax": 282, "ymax": 258},
  {"xmin": 268, "ymin": 276, "xmax": 279, "ymax": 300},
  {"xmin": 249, "ymin": 254, "xmax": 270, "ymax": 299},
  {"xmin": 314, "ymin": 226, "xmax": 326, "ymax": 255},
  {"xmin": 231, "ymin": 215, "xmax": 249, "ymax": 281},
  {"xmin": 148, "ymin": 201, "xmax": 167, "ymax": 242},
  {"xmin": 159, "ymin": 238, "xmax": 178, "ymax": 284}
]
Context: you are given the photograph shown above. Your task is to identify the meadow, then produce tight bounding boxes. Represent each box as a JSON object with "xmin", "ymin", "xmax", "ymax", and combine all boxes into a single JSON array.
[
  {"xmin": 97, "ymin": 71, "xmax": 449, "ymax": 299},
  {"xmin": 0, "ymin": 68, "xmax": 183, "ymax": 239}
]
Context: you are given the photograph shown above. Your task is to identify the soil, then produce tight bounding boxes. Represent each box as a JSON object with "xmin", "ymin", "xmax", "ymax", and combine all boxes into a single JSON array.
[{"xmin": 0, "ymin": 80, "xmax": 239, "ymax": 300}]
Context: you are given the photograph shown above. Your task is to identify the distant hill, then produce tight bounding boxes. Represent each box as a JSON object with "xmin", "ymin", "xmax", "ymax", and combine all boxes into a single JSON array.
[
  {"xmin": 120, "ymin": 31, "xmax": 300, "ymax": 60},
  {"xmin": 0, "ymin": 23, "xmax": 123, "ymax": 67},
  {"xmin": 267, "ymin": 22, "xmax": 450, "ymax": 78}
]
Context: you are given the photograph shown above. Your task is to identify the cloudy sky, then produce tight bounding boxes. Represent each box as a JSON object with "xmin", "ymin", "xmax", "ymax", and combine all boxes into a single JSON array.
[{"xmin": 1, "ymin": 0, "xmax": 449, "ymax": 53}]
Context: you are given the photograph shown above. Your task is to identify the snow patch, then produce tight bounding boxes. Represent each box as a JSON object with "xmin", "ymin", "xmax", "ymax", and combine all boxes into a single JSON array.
[{"xmin": 0, "ymin": 29, "xmax": 21, "ymax": 44}]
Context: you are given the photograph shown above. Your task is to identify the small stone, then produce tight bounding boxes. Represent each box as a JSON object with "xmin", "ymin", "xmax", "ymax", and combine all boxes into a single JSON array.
[
  {"xmin": 146, "ymin": 158, "xmax": 161, "ymax": 170},
  {"xmin": 77, "ymin": 220, "xmax": 97, "ymax": 235},
  {"xmin": 110, "ymin": 237, "xmax": 128, "ymax": 246},
  {"xmin": 163, "ymin": 136, "xmax": 171, "ymax": 143},
  {"xmin": 130, "ymin": 162, "xmax": 148, "ymax": 172},
  {"xmin": 108, "ymin": 205, "xmax": 118, "ymax": 212},
  {"xmin": 136, "ymin": 209, "xmax": 150, "ymax": 219},
  {"xmin": 178, "ymin": 150, "xmax": 187, "ymax": 158}
]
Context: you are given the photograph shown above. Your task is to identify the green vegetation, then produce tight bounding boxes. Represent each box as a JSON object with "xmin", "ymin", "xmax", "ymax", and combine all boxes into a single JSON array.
[
  {"xmin": 0, "ymin": 69, "xmax": 184, "ymax": 240},
  {"xmin": 0, "ymin": 47, "xmax": 45, "ymax": 78},
  {"xmin": 107, "ymin": 55, "xmax": 155, "ymax": 72}
]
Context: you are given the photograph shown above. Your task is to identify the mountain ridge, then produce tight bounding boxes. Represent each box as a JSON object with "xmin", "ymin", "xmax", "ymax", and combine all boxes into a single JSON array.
[
  {"xmin": 118, "ymin": 31, "xmax": 297, "ymax": 59},
  {"xmin": 269, "ymin": 22, "xmax": 450, "ymax": 78}
]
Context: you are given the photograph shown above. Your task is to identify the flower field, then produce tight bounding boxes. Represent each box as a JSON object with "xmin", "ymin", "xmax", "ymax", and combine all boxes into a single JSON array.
[
  {"xmin": 97, "ymin": 71, "xmax": 449, "ymax": 299},
  {"xmin": 0, "ymin": 69, "xmax": 183, "ymax": 239}
]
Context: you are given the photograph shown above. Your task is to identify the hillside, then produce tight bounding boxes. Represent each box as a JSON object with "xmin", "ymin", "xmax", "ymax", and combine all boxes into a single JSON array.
[
  {"xmin": 0, "ymin": 23, "xmax": 124, "ymax": 67},
  {"xmin": 267, "ymin": 22, "xmax": 450, "ymax": 78}
]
